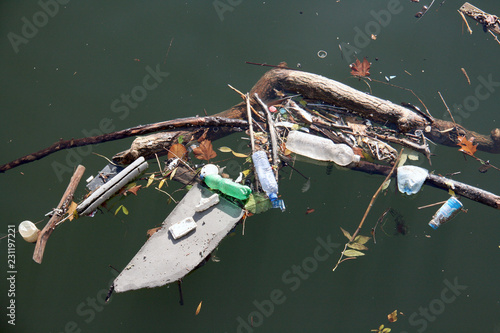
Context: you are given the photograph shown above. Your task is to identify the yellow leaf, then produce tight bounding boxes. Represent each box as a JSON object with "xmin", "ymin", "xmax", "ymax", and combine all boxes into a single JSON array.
[
  {"xmin": 344, "ymin": 249, "xmax": 365, "ymax": 257},
  {"xmin": 122, "ymin": 206, "xmax": 129, "ymax": 215},
  {"xmin": 159, "ymin": 178, "xmax": 166, "ymax": 189},
  {"xmin": 340, "ymin": 227, "xmax": 352, "ymax": 240},
  {"xmin": 146, "ymin": 173, "xmax": 155, "ymax": 188},
  {"xmin": 218, "ymin": 146, "xmax": 233, "ymax": 153},
  {"xmin": 232, "ymin": 151, "xmax": 249, "ymax": 158},
  {"xmin": 382, "ymin": 179, "xmax": 391, "ymax": 190},
  {"xmin": 195, "ymin": 301, "xmax": 202, "ymax": 315},
  {"xmin": 347, "ymin": 242, "xmax": 368, "ymax": 251},
  {"xmin": 170, "ymin": 167, "xmax": 177, "ymax": 180},
  {"xmin": 242, "ymin": 169, "xmax": 251, "ymax": 177},
  {"xmin": 67, "ymin": 201, "xmax": 78, "ymax": 221},
  {"xmin": 354, "ymin": 235, "xmax": 371, "ymax": 245},
  {"xmin": 448, "ymin": 189, "xmax": 455, "ymax": 196}
]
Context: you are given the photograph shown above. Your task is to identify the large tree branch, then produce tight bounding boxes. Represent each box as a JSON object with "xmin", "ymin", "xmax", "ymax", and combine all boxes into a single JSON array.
[{"xmin": 0, "ymin": 116, "xmax": 248, "ymax": 173}]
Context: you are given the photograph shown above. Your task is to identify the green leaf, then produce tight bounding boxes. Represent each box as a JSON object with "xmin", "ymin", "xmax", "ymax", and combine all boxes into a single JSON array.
[
  {"xmin": 115, "ymin": 204, "xmax": 129, "ymax": 216},
  {"xmin": 354, "ymin": 235, "xmax": 371, "ymax": 245},
  {"xmin": 244, "ymin": 193, "xmax": 272, "ymax": 214},
  {"xmin": 344, "ymin": 249, "xmax": 365, "ymax": 257},
  {"xmin": 115, "ymin": 205, "xmax": 123, "ymax": 216},
  {"xmin": 340, "ymin": 227, "xmax": 352, "ymax": 240},
  {"xmin": 347, "ymin": 242, "xmax": 368, "ymax": 251},
  {"xmin": 146, "ymin": 173, "xmax": 155, "ymax": 188},
  {"xmin": 177, "ymin": 135, "xmax": 184, "ymax": 144}
]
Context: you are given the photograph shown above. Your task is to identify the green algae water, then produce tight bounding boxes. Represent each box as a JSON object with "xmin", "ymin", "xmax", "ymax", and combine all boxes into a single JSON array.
[{"xmin": 1, "ymin": 1, "xmax": 500, "ymax": 332}]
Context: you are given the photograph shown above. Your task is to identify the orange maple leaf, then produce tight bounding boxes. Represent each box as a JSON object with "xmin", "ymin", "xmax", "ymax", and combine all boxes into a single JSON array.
[
  {"xmin": 457, "ymin": 136, "xmax": 477, "ymax": 156},
  {"xmin": 193, "ymin": 140, "xmax": 217, "ymax": 161},
  {"xmin": 350, "ymin": 57, "xmax": 371, "ymax": 77}
]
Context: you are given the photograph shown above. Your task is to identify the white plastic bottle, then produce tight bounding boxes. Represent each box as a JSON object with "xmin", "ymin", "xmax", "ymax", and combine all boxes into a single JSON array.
[
  {"xmin": 285, "ymin": 130, "xmax": 360, "ymax": 166},
  {"xmin": 251, "ymin": 150, "xmax": 285, "ymax": 211}
]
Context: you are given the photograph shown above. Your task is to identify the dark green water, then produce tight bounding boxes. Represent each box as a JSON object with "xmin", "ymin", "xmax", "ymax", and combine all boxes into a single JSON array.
[{"xmin": 2, "ymin": 1, "xmax": 500, "ymax": 332}]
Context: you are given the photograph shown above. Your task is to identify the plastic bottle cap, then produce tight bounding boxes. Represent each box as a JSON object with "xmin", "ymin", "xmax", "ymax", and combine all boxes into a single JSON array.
[{"xmin": 199, "ymin": 164, "xmax": 219, "ymax": 179}]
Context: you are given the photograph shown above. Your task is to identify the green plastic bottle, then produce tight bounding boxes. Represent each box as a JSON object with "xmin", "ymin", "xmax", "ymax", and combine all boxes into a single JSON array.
[{"xmin": 202, "ymin": 174, "xmax": 251, "ymax": 200}]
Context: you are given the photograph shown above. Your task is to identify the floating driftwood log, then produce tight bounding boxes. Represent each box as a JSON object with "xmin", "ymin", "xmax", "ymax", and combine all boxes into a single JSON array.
[{"xmin": 3, "ymin": 67, "xmax": 500, "ymax": 213}]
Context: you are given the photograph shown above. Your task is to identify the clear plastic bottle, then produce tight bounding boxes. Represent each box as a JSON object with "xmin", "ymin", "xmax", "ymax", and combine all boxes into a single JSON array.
[
  {"xmin": 428, "ymin": 196, "xmax": 463, "ymax": 229},
  {"xmin": 285, "ymin": 130, "xmax": 360, "ymax": 166},
  {"xmin": 202, "ymin": 174, "xmax": 252, "ymax": 200},
  {"xmin": 251, "ymin": 150, "xmax": 285, "ymax": 211}
]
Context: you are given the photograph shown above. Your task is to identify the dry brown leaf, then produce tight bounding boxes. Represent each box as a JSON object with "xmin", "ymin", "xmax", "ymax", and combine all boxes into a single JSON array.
[
  {"xmin": 457, "ymin": 136, "xmax": 477, "ymax": 156},
  {"xmin": 146, "ymin": 227, "xmax": 161, "ymax": 238},
  {"xmin": 126, "ymin": 185, "xmax": 142, "ymax": 196},
  {"xmin": 350, "ymin": 57, "xmax": 371, "ymax": 77},
  {"xmin": 193, "ymin": 140, "xmax": 217, "ymax": 161},
  {"xmin": 168, "ymin": 143, "xmax": 188, "ymax": 161},
  {"xmin": 388, "ymin": 309, "xmax": 398, "ymax": 322}
]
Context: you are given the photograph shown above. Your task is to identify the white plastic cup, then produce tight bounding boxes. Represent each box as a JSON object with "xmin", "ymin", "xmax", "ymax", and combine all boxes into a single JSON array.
[{"xmin": 19, "ymin": 220, "xmax": 40, "ymax": 243}]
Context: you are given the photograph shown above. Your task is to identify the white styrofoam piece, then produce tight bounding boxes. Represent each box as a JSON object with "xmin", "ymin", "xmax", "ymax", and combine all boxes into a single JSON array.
[
  {"xmin": 113, "ymin": 183, "xmax": 243, "ymax": 292},
  {"xmin": 195, "ymin": 193, "xmax": 219, "ymax": 212},
  {"xmin": 169, "ymin": 217, "xmax": 197, "ymax": 239}
]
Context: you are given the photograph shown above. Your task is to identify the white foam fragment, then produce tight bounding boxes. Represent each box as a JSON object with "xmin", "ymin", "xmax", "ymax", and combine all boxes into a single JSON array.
[{"xmin": 169, "ymin": 217, "xmax": 197, "ymax": 239}]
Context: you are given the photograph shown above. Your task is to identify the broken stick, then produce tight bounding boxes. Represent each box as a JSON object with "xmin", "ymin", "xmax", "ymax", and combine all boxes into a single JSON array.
[{"xmin": 33, "ymin": 165, "xmax": 85, "ymax": 264}]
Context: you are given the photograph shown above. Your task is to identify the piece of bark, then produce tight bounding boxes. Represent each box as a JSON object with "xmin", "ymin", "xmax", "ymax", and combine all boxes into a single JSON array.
[
  {"xmin": 460, "ymin": 2, "xmax": 500, "ymax": 35},
  {"xmin": 33, "ymin": 165, "xmax": 86, "ymax": 264}
]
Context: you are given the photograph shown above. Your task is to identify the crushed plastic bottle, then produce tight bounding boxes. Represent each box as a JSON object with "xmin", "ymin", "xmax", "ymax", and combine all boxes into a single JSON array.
[
  {"xmin": 251, "ymin": 150, "xmax": 285, "ymax": 211},
  {"xmin": 285, "ymin": 130, "xmax": 360, "ymax": 166},
  {"xmin": 428, "ymin": 196, "xmax": 463, "ymax": 229},
  {"xmin": 201, "ymin": 173, "xmax": 252, "ymax": 201},
  {"xmin": 397, "ymin": 165, "xmax": 429, "ymax": 195}
]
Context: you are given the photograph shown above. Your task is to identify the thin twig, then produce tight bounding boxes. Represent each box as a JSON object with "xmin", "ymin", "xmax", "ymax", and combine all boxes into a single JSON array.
[
  {"xmin": 92, "ymin": 152, "xmax": 119, "ymax": 166},
  {"xmin": 417, "ymin": 0, "xmax": 435, "ymax": 21},
  {"xmin": 254, "ymin": 93, "xmax": 280, "ymax": 178},
  {"xmin": 245, "ymin": 61, "xmax": 294, "ymax": 70},
  {"xmin": 163, "ymin": 37, "xmax": 174, "ymax": 65},
  {"xmin": 350, "ymin": 148, "xmax": 403, "ymax": 242},
  {"xmin": 246, "ymin": 93, "xmax": 255, "ymax": 153},
  {"xmin": 461, "ymin": 68, "xmax": 471, "ymax": 85},
  {"xmin": 437, "ymin": 91, "xmax": 456, "ymax": 125},
  {"xmin": 458, "ymin": 10, "xmax": 473, "ymax": 34},
  {"xmin": 155, "ymin": 187, "xmax": 178, "ymax": 204},
  {"xmin": 370, "ymin": 78, "xmax": 432, "ymax": 119},
  {"xmin": 488, "ymin": 29, "xmax": 500, "ymax": 45},
  {"xmin": 418, "ymin": 200, "xmax": 447, "ymax": 210},
  {"xmin": 227, "ymin": 84, "xmax": 266, "ymax": 123},
  {"xmin": 155, "ymin": 153, "xmax": 164, "ymax": 176}
]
